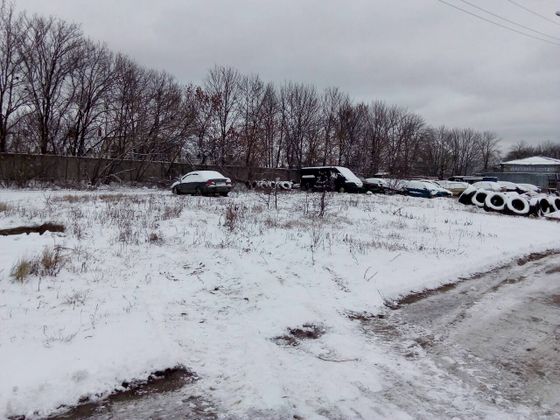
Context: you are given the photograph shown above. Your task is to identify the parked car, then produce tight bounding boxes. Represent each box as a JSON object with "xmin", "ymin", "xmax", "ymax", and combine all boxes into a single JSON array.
[
  {"xmin": 401, "ymin": 180, "xmax": 452, "ymax": 198},
  {"xmin": 300, "ymin": 166, "xmax": 363, "ymax": 193},
  {"xmin": 433, "ymin": 180, "xmax": 469, "ymax": 196},
  {"xmin": 449, "ymin": 176, "xmax": 484, "ymax": 184},
  {"xmin": 363, "ymin": 177, "xmax": 388, "ymax": 194},
  {"xmin": 171, "ymin": 171, "xmax": 232, "ymax": 196}
]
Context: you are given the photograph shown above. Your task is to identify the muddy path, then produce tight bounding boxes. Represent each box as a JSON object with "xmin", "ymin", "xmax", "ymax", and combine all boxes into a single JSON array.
[
  {"xmin": 47, "ymin": 368, "xmax": 218, "ymax": 420},
  {"xmin": 42, "ymin": 253, "xmax": 560, "ymax": 419},
  {"xmin": 356, "ymin": 252, "xmax": 560, "ymax": 417}
]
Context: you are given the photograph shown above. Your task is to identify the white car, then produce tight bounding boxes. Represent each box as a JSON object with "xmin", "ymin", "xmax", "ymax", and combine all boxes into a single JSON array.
[
  {"xmin": 171, "ymin": 170, "xmax": 233, "ymax": 196},
  {"xmin": 434, "ymin": 180, "xmax": 469, "ymax": 196}
]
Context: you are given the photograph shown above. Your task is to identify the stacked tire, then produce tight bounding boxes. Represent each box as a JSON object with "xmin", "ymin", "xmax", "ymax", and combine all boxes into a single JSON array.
[
  {"xmin": 250, "ymin": 180, "xmax": 294, "ymax": 191},
  {"xmin": 458, "ymin": 187, "xmax": 559, "ymax": 218}
]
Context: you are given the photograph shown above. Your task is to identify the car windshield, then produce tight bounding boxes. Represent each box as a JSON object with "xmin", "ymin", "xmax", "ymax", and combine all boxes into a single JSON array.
[
  {"xmin": 406, "ymin": 181, "xmax": 430, "ymax": 189},
  {"xmin": 335, "ymin": 167, "xmax": 362, "ymax": 185}
]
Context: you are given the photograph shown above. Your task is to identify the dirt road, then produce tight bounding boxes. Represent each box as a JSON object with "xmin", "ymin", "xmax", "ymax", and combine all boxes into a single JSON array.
[
  {"xmin": 51, "ymin": 254, "xmax": 560, "ymax": 419},
  {"xmin": 363, "ymin": 252, "xmax": 560, "ymax": 418}
]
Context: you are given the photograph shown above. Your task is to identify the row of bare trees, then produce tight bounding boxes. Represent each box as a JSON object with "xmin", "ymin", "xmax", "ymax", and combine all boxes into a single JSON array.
[
  {"xmin": 1, "ymin": 2, "xmax": 502, "ymax": 178},
  {"xmin": 505, "ymin": 141, "xmax": 560, "ymax": 161}
]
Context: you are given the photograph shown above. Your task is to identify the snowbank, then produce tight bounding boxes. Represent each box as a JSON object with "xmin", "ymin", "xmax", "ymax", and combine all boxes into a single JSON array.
[{"xmin": 1, "ymin": 188, "xmax": 559, "ymax": 418}]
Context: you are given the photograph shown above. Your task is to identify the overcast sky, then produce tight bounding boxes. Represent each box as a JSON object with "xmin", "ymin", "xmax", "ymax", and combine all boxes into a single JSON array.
[{"xmin": 13, "ymin": 0, "xmax": 560, "ymax": 149}]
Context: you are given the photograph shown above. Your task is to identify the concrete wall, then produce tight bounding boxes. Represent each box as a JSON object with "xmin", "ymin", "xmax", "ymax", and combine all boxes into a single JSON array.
[{"xmin": 0, "ymin": 153, "xmax": 299, "ymax": 185}]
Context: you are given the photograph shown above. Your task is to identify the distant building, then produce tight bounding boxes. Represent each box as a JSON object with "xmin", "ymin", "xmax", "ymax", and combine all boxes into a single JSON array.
[
  {"xmin": 482, "ymin": 156, "xmax": 560, "ymax": 190},
  {"xmin": 500, "ymin": 156, "xmax": 560, "ymax": 173}
]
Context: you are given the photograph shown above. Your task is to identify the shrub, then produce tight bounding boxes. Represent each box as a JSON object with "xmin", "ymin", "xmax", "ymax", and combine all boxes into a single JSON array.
[
  {"xmin": 10, "ymin": 246, "xmax": 65, "ymax": 282},
  {"xmin": 40, "ymin": 246, "xmax": 64, "ymax": 276},
  {"xmin": 147, "ymin": 231, "xmax": 163, "ymax": 244},
  {"xmin": 10, "ymin": 258, "xmax": 38, "ymax": 282},
  {"xmin": 224, "ymin": 203, "xmax": 241, "ymax": 231},
  {"xmin": 161, "ymin": 203, "xmax": 183, "ymax": 220}
]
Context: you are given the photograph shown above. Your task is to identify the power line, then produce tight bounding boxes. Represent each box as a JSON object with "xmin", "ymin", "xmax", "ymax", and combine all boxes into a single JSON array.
[
  {"xmin": 457, "ymin": 0, "xmax": 560, "ymax": 41},
  {"xmin": 506, "ymin": 0, "xmax": 560, "ymax": 27},
  {"xmin": 435, "ymin": 0, "xmax": 560, "ymax": 47}
]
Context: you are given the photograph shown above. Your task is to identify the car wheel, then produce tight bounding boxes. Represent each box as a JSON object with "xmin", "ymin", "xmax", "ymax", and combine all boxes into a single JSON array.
[
  {"xmin": 338, "ymin": 187, "xmax": 345, "ymax": 193},
  {"xmin": 195, "ymin": 187, "xmax": 202, "ymax": 196},
  {"xmin": 221, "ymin": 192, "xmax": 229, "ymax": 197},
  {"xmin": 172, "ymin": 186, "xmax": 179, "ymax": 195}
]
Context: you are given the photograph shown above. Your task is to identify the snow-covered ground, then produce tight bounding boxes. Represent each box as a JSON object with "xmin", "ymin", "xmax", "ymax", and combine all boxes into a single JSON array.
[{"xmin": 1, "ymin": 188, "xmax": 559, "ymax": 418}]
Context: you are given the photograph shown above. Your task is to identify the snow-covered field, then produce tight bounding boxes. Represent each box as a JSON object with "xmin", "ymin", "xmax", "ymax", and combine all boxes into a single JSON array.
[{"xmin": 1, "ymin": 188, "xmax": 559, "ymax": 418}]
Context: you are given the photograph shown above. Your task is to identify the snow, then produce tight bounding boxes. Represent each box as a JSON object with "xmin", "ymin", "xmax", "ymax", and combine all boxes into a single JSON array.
[
  {"xmin": 1, "ymin": 188, "xmax": 560, "ymax": 418},
  {"xmin": 334, "ymin": 167, "xmax": 363, "ymax": 187},
  {"xmin": 501, "ymin": 156, "xmax": 560, "ymax": 166}
]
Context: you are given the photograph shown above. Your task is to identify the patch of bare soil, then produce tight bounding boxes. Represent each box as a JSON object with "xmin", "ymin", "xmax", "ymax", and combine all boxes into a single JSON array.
[
  {"xmin": 517, "ymin": 249, "xmax": 559, "ymax": 266},
  {"xmin": 391, "ymin": 250, "xmax": 560, "ymax": 309},
  {"xmin": 545, "ymin": 265, "xmax": 560, "ymax": 275},
  {"xmin": 45, "ymin": 367, "xmax": 198, "ymax": 420},
  {"xmin": 392, "ymin": 282, "xmax": 460, "ymax": 308},
  {"xmin": 273, "ymin": 323, "xmax": 326, "ymax": 346},
  {"xmin": 550, "ymin": 294, "xmax": 560, "ymax": 306},
  {"xmin": 347, "ymin": 311, "xmax": 399, "ymax": 339},
  {"xmin": 0, "ymin": 223, "xmax": 65, "ymax": 236},
  {"xmin": 361, "ymin": 253, "xmax": 560, "ymax": 417}
]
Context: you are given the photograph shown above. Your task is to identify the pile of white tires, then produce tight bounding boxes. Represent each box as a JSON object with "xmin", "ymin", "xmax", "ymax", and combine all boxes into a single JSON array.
[
  {"xmin": 459, "ymin": 185, "xmax": 560, "ymax": 217},
  {"xmin": 250, "ymin": 180, "xmax": 295, "ymax": 190}
]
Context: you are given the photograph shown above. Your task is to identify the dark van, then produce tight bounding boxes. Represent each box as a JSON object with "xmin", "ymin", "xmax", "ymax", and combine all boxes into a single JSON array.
[{"xmin": 300, "ymin": 166, "xmax": 363, "ymax": 193}]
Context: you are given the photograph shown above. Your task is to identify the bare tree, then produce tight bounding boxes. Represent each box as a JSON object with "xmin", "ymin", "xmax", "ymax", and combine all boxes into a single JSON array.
[
  {"xmin": 280, "ymin": 82, "xmax": 320, "ymax": 167},
  {"xmin": 0, "ymin": 1, "xmax": 26, "ymax": 152},
  {"xmin": 65, "ymin": 40, "xmax": 114, "ymax": 156},
  {"xmin": 205, "ymin": 65, "xmax": 240, "ymax": 165},
  {"xmin": 184, "ymin": 84, "xmax": 215, "ymax": 165},
  {"xmin": 237, "ymin": 74, "xmax": 267, "ymax": 167},
  {"xmin": 478, "ymin": 131, "xmax": 501, "ymax": 171},
  {"xmin": 320, "ymin": 87, "xmax": 345, "ymax": 166},
  {"xmin": 19, "ymin": 15, "xmax": 82, "ymax": 154}
]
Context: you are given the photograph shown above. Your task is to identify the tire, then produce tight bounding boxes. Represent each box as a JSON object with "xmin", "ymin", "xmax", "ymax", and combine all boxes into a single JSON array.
[
  {"xmin": 529, "ymin": 197, "xmax": 542, "ymax": 217},
  {"xmin": 195, "ymin": 187, "xmax": 202, "ymax": 196},
  {"xmin": 172, "ymin": 186, "xmax": 179, "ymax": 195},
  {"xmin": 505, "ymin": 195, "xmax": 530, "ymax": 216},
  {"xmin": 220, "ymin": 192, "xmax": 229, "ymax": 197},
  {"xmin": 472, "ymin": 190, "xmax": 489, "ymax": 208},
  {"xmin": 280, "ymin": 181, "xmax": 291, "ymax": 190},
  {"xmin": 458, "ymin": 186, "xmax": 477, "ymax": 205},
  {"xmin": 538, "ymin": 197, "xmax": 554, "ymax": 215},
  {"xmin": 338, "ymin": 187, "xmax": 345, "ymax": 193},
  {"xmin": 549, "ymin": 196, "xmax": 560, "ymax": 212},
  {"xmin": 484, "ymin": 192, "xmax": 506, "ymax": 212}
]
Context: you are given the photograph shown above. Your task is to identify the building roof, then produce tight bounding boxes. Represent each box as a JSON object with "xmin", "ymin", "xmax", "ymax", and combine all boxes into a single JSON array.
[{"xmin": 501, "ymin": 156, "xmax": 560, "ymax": 166}]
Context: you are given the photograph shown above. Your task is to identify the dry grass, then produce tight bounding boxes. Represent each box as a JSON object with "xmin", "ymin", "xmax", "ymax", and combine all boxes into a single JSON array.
[
  {"xmin": 10, "ymin": 246, "xmax": 65, "ymax": 282},
  {"xmin": 224, "ymin": 203, "xmax": 241, "ymax": 232},
  {"xmin": 40, "ymin": 246, "xmax": 64, "ymax": 276},
  {"xmin": 147, "ymin": 231, "xmax": 163, "ymax": 244},
  {"xmin": 10, "ymin": 258, "xmax": 38, "ymax": 282}
]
